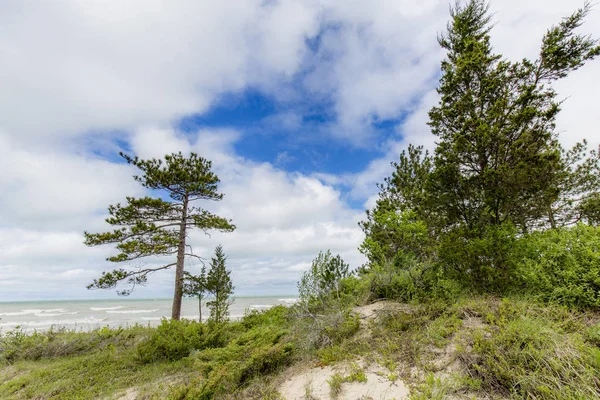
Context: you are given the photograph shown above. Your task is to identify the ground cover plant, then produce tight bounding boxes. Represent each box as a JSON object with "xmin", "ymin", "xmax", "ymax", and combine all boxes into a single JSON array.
[{"xmin": 0, "ymin": 306, "xmax": 294, "ymax": 400}]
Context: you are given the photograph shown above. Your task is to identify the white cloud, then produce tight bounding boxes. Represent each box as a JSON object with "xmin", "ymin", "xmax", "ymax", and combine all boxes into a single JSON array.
[
  {"xmin": 0, "ymin": 0, "xmax": 321, "ymax": 144},
  {"xmin": 0, "ymin": 0, "xmax": 449, "ymax": 148},
  {"xmin": 0, "ymin": 133, "xmax": 143, "ymax": 230}
]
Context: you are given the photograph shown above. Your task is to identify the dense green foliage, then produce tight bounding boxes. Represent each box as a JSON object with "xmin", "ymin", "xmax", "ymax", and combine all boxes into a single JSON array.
[
  {"xmin": 205, "ymin": 245, "xmax": 234, "ymax": 324},
  {"xmin": 516, "ymin": 224, "xmax": 600, "ymax": 308},
  {"xmin": 360, "ymin": 0, "xmax": 600, "ymax": 302},
  {"xmin": 84, "ymin": 152, "xmax": 235, "ymax": 319}
]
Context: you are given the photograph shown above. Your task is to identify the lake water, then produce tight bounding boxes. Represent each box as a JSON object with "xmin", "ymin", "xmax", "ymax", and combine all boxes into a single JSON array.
[{"xmin": 0, "ymin": 296, "xmax": 297, "ymax": 333}]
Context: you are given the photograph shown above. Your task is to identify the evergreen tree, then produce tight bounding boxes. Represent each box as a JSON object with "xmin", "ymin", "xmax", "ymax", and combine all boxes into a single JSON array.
[
  {"xmin": 182, "ymin": 264, "xmax": 207, "ymax": 322},
  {"xmin": 205, "ymin": 245, "xmax": 234, "ymax": 324},
  {"xmin": 84, "ymin": 152, "xmax": 235, "ymax": 320},
  {"xmin": 359, "ymin": 145, "xmax": 437, "ymax": 267},
  {"xmin": 428, "ymin": 0, "xmax": 600, "ymax": 232},
  {"xmin": 360, "ymin": 1, "xmax": 600, "ymax": 287}
]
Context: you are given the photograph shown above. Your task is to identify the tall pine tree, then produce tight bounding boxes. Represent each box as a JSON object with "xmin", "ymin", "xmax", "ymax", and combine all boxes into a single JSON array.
[
  {"xmin": 429, "ymin": 0, "xmax": 600, "ymax": 232},
  {"xmin": 84, "ymin": 152, "xmax": 235, "ymax": 320},
  {"xmin": 360, "ymin": 1, "xmax": 600, "ymax": 285}
]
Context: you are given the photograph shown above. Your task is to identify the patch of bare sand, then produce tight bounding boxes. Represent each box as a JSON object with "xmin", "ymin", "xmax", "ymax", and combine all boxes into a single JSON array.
[
  {"xmin": 279, "ymin": 362, "xmax": 409, "ymax": 400},
  {"xmin": 114, "ymin": 387, "xmax": 138, "ymax": 400},
  {"xmin": 353, "ymin": 301, "xmax": 414, "ymax": 321}
]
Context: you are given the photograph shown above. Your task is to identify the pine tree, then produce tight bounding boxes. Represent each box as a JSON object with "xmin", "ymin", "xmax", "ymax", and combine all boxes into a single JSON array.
[
  {"xmin": 359, "ymin": 1, "xmax": 600, "ymax": 285},
  {"xmin": 84, "ymin": 152, "xmax": 235, "ymax": 320},
  {"xmin": 359, "ymin": 145, "xmax": 437, "ymax": 267},
  {"xmin": 428, "ymin": 0, "xmax": 600, "ymax": 232},
  {"xmin": 205, "ymin": 245, "xmax": 234, "ymax": 324},
  {"xmin": 182, "ymin": 264, "xmax": 207, "ymax": 322}
]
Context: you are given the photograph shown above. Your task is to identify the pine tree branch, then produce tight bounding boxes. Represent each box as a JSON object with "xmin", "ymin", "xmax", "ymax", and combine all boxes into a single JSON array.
[{"xmin": 87, "ymin": 262, "xmax": 178, "ymax": 295}]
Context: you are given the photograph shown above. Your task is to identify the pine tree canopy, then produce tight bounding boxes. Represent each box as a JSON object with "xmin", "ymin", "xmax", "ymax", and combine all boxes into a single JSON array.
[
  {"xmin": 84, "ymin": 152, "xmax": 235, "ymax": 319},
  {"xmin": 426, "ymin": 0, "xmax": 600, "ymax": 231},
  {"xmin": 360, "ymin": 0, "xmax": 600, "ymax": 286}
]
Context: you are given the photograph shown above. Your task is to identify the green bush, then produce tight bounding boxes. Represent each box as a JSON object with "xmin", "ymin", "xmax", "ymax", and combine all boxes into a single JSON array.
[
  {"xmin": 517, "ymin": 224, "xmax": 600, "ymax": 308},
  {"xmin": 298, "ymin": 250, "xmax": 350, "ymax": 308},
  {"xmin": 438, "ymin": 223, "xmax": 519, "ymax": 293},
  {"xmin": 241, "ymin": 305, "xmax": 290, "ymax": 329},
  {"xmin": 363, "ymin": 258, "xmax": 463, "ymax": 304},
  {"xmin": 291, "ymin": 306, "xmax": 360, "ymax": 352},
  {"xmin": 137, "ymin": 319, "xmax": 211, "ymax": 362},
  {"xmin": 168, "ymin": 325, "xmax": 293, "ymax": 399}
]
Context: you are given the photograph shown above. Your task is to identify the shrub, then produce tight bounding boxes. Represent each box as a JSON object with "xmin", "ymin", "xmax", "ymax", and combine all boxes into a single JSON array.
[
  {"xmin": 137, "ymin": 319, "xmax": 211, "ymax": 362},
  {"xmin": 241, "ymin": 305, "xmax": 290, "ymax": 330},
  {"xmin": 438, "ymin": 223, "xmax": 519, "ymax": 293},
  {"xmin": 298, "ymin": 250, "xmax": 350, "ymax": 307},
  {"xmin": 517, "ymin": 224, "xmax": 600, "ymax": 308},
  {"xmin": 292, "ymin": 307, "xmax": 360, "ymax": 352},
  {"xmin": 168, "ymin": 325, "xmax": 293, "ymax": 399},
  {"xmin": 363, "ymin": 258, "xmax": 463, "ymax": 304}
]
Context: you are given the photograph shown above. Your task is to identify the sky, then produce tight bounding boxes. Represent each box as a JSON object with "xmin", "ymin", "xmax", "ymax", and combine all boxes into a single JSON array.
[{"xmin": 1, "ymin": 0, "xmax": 599, "ymax": 301}]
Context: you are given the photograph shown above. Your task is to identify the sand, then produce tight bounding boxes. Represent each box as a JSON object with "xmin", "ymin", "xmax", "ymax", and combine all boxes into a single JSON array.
[{"xmin": 278, "ymin": 362, "xmax": 409, "ymax": 400}]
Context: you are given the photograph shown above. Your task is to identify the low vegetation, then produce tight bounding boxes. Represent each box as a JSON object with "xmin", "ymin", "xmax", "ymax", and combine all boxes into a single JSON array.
[{"xmin": 0, "ymin": 306, "xmax": 293, "ymax": 399}]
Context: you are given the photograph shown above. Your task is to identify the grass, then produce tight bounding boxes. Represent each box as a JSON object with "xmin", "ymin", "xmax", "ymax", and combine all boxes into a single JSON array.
[
  {"xmin": 346, "ymin": 363, "xmax": 367, "ymax": 383},
  {"xmin": 327, "ymin": 372, "xmax": 345, "ymax": 398},
  {"xmin": 0, "ymin": 326, "xmax": 188, "ymax": 399},
  {"xmin": 0, "ymin": 306, "xmax": 293, "ymax": 400},
  {"xmin": 457, "ymin": 299, "xmax": 600, "ymax": 399}
]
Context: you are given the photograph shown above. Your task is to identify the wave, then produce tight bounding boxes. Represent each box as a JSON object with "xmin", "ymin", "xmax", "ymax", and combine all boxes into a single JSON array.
[
  {"xmin": 106, "ymin": 309, "xmax": 159, "ymax": 314},
  {"xmin": 141, "ymin": 317, "xmax": 164, "ymax": 321},
  {"xmin": 90, "ymin": 306, "xmax": 124, "ymax": 311},
  {"xmin": 0, "ymin": 308, "xmax": 70, "ymax": 317},
  {"xmin": 34, "ymin": 312, "xmax": 78, "ymax": 317},
  {"xmin": 0, "ymin": 316, "xmax": 107, "ymax": 328},
  {"xmin": 278, "ymin": 298, "xmax": 298, "ymax": 304},
  {"xmin": 0, "ymin": 309, "xmax": 42, "ymax": 317},
  {"xmin": 181, "ymin": 315, "xmax": 201, "ymax": 321},
  {"xmin": 250, "ymin": 304, "xmax": 273, "ymax": 309}
]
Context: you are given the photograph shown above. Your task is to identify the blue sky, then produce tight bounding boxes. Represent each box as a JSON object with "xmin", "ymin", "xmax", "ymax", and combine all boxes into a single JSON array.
[
  {"xmin": 179, "ymin": 88, "xmax": 393, "ymax": 206},
  {"xmin": 0, "ymin": 0, "xmax": 599, "ymax": 301}
]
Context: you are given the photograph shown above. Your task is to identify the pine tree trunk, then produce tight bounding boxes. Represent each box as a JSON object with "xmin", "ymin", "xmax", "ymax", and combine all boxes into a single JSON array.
[
  {"xmin": 548, "ymin": 205, "xmax": 557, "ymax": 229},
  {"xmin": 215, "ymin": 290, "xmax": 220, "ymax": 323},
  {"xmin": 171, "ymin": 196, "xmax": 189, "ymax": 320},
  {"xmin": 198, "ymin": 296, "xmax": 202, "ymax": 323}
]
